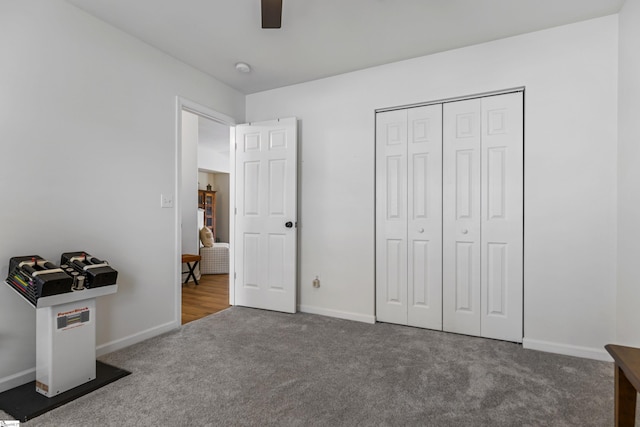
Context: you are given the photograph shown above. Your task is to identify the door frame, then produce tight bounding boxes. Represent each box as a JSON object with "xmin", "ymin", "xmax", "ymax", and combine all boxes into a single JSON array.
[{"xmin": 174, "ymin": 97, "xmax": 236, "ymax": 326}]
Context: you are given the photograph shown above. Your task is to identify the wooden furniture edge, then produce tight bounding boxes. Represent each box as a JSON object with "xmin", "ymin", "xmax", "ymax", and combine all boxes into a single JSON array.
[{"xmin": 605, "ymin": 344, "xmax": 640, "ymax": 392}]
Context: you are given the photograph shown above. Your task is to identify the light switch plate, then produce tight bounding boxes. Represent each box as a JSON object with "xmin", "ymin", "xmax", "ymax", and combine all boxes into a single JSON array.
[{"xmin": 160, "ymin": 193, "xmax": 174, "ymax": 208}]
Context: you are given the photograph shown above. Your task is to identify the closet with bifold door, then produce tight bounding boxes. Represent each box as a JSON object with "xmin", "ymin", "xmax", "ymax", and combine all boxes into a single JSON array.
[{"xmin": 375, "ymin": 91, "xmax": 523, "ymax": 343}]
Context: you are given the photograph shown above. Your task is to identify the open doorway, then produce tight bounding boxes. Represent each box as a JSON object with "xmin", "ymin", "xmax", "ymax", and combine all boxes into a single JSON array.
[
  {"xmin": 178, "ymin": 99, "xmax": 234, "ymax": 325},
  {"xmin": 176, "ymin": 100, "xmax": 297, "ymax": 322}
]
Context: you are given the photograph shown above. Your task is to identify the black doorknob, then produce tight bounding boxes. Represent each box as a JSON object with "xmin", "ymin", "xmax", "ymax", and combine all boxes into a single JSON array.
[{"xmin": 285, "ymin": 221, "xmax": 293, "ymax": 228}]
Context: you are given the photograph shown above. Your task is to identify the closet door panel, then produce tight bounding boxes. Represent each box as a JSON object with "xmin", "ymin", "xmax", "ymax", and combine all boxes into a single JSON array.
[
  {"xmin": 407, "ymin": 105, "xmax": 443, "ymax": 329},
  {"xmin": 443, "ymin": 99, "xmax": 481, "ymax": 336},
  {"xmin": 376, "ymin": 110, "xmax": 408, "ymax": 325},
  {"xmin": 480, "ymin": 92, "xmax": 523, "ymax": 342},
  {"xmin": 376, "ymin": 91, "xmax": 523, "ymax": 342}
]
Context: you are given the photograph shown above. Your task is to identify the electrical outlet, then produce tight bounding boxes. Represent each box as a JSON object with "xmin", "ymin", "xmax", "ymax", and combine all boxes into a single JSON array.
[{"xmin": 160, "ymin": 193, "xmax": 174, "ymax": 208}]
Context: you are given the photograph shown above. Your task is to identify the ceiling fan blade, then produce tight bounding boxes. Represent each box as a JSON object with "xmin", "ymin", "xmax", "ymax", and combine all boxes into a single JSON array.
[{"xmin": 262, "ymin": 0, "xmax": 282, "ymax": 29}]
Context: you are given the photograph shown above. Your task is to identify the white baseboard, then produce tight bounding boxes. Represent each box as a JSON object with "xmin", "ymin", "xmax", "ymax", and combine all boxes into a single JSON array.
[
  {"xmin": 0, "ymin": 367, "xmax": 36, "ymax": 393},
  {"xmin": 522, "ymin": 338, "xmax": 613, "ymax": 362},
  {"xmin": 298, "ymin": 305, "xmax": 376, "ymax": 324},
  {"xmin": 96, "ymin": 319, "xmax": 180, "ymax": 357}
]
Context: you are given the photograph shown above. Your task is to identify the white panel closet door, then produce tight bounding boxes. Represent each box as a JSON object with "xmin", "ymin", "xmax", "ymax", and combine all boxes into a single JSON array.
[
  {"xmin": 377, "ymin": 91, "xmax": 523, "ymax": 341},
  {"xmin": 376, "ymin": 106, "xmax": 443, "ymax": 330},
  {"xmin": 480, "ymin": 92, "xmax": 523, "ymax": 342},
  {"xmin": 376, "ymin": 110, "xmax": 408, "ymax": 325},
  {"xmin": 442, "ymin": 99, "xmax": 482, "ymax": 336},
  {"xmin": 407, "ymin": 105, "xmax": 443, "ymax": 329}
]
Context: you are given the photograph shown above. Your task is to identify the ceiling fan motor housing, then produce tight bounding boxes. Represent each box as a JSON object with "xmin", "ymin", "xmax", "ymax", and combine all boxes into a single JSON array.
[{"xmin": 262, "ymin": 0, "xmax": 282, "ymax": 29}]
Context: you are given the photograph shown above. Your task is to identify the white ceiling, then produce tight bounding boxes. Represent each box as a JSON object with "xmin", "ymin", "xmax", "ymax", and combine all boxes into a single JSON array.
[{"xmin": 66, "ymin": 0, "xmax": 624, "ymax": 94}]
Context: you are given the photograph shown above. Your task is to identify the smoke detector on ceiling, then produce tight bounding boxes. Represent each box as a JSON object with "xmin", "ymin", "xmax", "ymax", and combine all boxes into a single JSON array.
[{"xmin": 235, "ymin": 62, "xmax": 252, "ymax": 73}]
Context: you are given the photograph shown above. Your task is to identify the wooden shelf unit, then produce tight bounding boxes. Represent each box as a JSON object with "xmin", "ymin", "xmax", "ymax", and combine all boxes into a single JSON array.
[{"xmin": 198, "ymin": 190, "xmax": 216, "ymax": 238}]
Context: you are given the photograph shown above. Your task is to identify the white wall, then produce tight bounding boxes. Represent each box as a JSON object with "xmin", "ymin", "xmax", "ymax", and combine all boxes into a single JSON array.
[
  {"xmin": 617, "ymin": 0, "xmax": 640, "ymax": 347},
  {"xmin": 182, "ymin": 111, "xmax": 200, "ymax": 255},
  {"xmin": 247, "ymin": 16, "xmax": 619, "ymax": 359},
  {"xmin": 198, "ymin": 145, "xmax": 231, "ymax": 173},
  {"xmin": 0, "ymin": 0, "xmax": 244, "ymax": 391}
]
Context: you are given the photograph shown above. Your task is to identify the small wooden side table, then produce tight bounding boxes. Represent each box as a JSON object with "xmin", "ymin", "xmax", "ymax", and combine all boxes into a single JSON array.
[
  {"xmin": 181, "ymin": 254, "xmax": 201, "ymax": 286},
  {"xmin": 605, "ymin": 344, "xmax": 640, "ymax": 426}
]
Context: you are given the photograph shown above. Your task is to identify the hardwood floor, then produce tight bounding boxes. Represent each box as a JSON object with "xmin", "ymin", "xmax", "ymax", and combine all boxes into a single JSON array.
[{"xmin": 181, "ymin": 273, "xmax": 230, "ymax": 325}]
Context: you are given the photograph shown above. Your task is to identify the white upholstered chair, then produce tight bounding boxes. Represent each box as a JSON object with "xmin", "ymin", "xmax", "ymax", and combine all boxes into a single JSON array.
[{"xmin": 199, "ymin": 243, "xmax": 230, "ymax": 274}]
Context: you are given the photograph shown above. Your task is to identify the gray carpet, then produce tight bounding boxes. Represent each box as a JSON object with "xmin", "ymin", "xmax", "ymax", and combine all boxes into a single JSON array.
[{"xmin": 0, "ymin": 307, "xmax": 629, "ymax": 426}]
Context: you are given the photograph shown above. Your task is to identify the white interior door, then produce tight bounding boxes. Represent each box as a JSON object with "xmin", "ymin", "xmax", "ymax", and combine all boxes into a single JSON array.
[
  {"xmin": 376, "ymin": 109, "xmax": 408, "ymax": 325},
  {"xmin": 234, "ymin": 117, "xmax": 297, "ymax": 313},
  {"xmin": 443, "ymin": 98, "xmax": 482, "ymax": 336},
  {"xmin": 407, "ymin": 105, "xmax": 443, "ymax": 329},
  {"xmin": 480, "ymin": 92, "xmax": 523, "ymax": 342},
  {"xmin": 376, "ymin": 105, "xmax": 443, "ymax": 330},
  {"xmin": 376, "ymin": 91, "xmax": 523, "ymax": 342}
]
